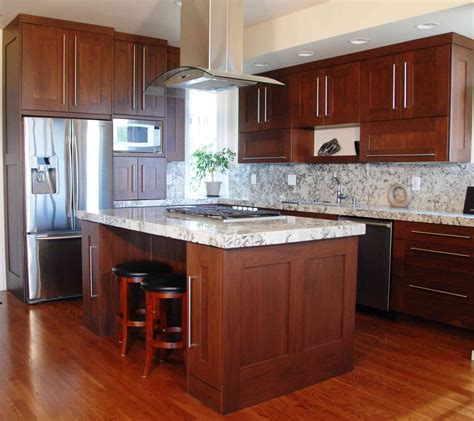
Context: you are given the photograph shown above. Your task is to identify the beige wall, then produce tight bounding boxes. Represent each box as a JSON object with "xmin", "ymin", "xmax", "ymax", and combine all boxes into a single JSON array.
[{"xmin": 0, "ymin": 28, "xmax": 6, "ymax": 291}]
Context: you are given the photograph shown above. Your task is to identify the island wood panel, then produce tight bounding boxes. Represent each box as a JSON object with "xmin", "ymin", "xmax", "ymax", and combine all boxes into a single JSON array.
[{"xmin": 187, "ymin": 236, "xmax": 358, "ymax": 414}]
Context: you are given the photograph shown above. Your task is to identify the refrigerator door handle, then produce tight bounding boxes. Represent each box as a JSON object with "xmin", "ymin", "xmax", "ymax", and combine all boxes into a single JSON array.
[
  {"xmin": 72, "ymin": 132, "xmax": 79, "ymax": 229},
  {"xmin": 65, "ymin": 133, "xmax": 73, "ymax": 221}
]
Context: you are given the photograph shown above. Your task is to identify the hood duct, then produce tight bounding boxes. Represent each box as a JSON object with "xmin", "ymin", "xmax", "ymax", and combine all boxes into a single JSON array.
[{"xmin": 145, "ymin": 0, "xmax": 284, "ymax": 97}]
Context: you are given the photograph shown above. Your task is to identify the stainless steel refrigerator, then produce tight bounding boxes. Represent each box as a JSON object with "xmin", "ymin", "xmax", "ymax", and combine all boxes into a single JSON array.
[{"xmin": 23, "ymin": 117, "xmax": 113, "ymax": 303}]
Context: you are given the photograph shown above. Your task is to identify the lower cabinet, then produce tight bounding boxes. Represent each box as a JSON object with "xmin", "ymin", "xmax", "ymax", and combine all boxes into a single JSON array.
[
  {"xmin": 113, "ymin": 156, "xmax": 166, "ymax": 201},
  {"xmin": 391, "ymin": 221, "xmax": 474, "ymax": 329}
]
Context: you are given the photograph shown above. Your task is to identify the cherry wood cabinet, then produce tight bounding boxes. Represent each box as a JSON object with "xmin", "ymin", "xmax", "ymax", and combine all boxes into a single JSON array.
[
  {"xmin": 239, "ymin": 75, "xmax": 290, "ymax": 132},
  {"xmin": 19, "ymin": 18, "xmax": 113, "ymax": 115},
  {"xmin": 290, "ymin": 62, "xmax": 360, "ymax": 128},
  {"xmin": 113, "ymin": 33, "xmax": 167, "ymax": 118},
  {"xmin": 391, "ymin": 221, "xmax": 474, "ymax": 329},
  {"xmin": 113, "ymin": 156, "xmax": 166, "ymax": 201},
  {"xmin": 166, "ymin": 47, "xmax": 185, "ymax": 161}
]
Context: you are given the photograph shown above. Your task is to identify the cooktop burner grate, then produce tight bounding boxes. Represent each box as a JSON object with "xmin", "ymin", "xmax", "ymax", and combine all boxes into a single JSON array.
[{"xmin": 165, "ymin": 205, "xmax": 285, "ymax": 223}]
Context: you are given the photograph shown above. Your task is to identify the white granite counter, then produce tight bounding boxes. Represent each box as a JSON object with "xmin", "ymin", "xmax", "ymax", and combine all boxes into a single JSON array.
[{"xmin": 77, "ymin": 207, "xmax": 366, "ymax": 249}]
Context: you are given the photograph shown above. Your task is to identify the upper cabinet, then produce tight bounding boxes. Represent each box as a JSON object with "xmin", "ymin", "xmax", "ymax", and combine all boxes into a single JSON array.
[
  {"xmin": 360, "ymin": 45, "xmax": 450, "ymax": 122},
  {"xmin": 113, "ymin": 33, "xmax": 167, "ymax": 118},
  {"xmin": 239, "ymin": 75, "xmax": 290, "ymax": 132},
  {"xmin": 20, "ymin": 17, "xmax": 113, "ymax": 115},
  {"xmin": 290, "ymin": 62, "xmax": 360, "ymax": 128}
]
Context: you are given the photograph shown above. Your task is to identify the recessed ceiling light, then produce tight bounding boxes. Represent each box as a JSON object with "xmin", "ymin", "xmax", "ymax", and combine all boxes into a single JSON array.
[
  {"xmin": 297, "ymin": 51, "xmax": 314, "ymax": 57},
  {"xmin": 174, "ymin": 0, "xmax": 182, "ymax": 6},
  {"xmin": 254, "ymin": 62, "xmax": 269, "ymax": 67},
  {"xmin": 349, "ymin": 38, "xmax": 369, "ymax": 45},
  {"xmin": 416, "ymin": 22, "xmax": 440, "ymax": 30}
]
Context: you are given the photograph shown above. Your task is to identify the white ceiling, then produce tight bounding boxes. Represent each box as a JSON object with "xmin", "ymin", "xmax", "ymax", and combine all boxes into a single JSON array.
[
  {"xmin": 244, "ymin": 3, "xmax": 474, "ymax": 73},
  {"xmin": 0, "ymin": 0, "xmax": 324, "ymax": 47}
]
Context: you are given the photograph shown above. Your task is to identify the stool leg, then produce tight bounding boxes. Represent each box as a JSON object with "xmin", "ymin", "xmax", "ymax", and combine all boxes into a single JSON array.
[
  {"xmin": 143, "ymin": 292, "xmax": 156, "ymax": 378},
  {"xmin": 120, "ymin": 277, "xmax": 129, "ymax": 356}
]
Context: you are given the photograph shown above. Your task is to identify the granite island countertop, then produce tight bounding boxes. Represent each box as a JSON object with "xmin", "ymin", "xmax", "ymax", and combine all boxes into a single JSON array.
[{"xmin": 77, "ymin": 207, "xmax": 366, "ymax": 249}]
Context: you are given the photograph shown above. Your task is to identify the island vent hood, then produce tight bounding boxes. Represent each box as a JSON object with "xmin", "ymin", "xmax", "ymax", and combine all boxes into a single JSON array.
[{"xmin": 145, "ymin": 0, "xmax": 284, "ymax": 97}]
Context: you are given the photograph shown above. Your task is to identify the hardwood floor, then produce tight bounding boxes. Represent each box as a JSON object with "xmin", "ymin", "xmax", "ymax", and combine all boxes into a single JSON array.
[{"xmin": 0, "ymin": 291, "xmax": 473, "ymax": 420}]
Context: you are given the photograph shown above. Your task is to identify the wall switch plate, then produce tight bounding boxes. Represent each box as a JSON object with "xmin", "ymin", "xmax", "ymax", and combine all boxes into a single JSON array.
[
  {"xmin": 251, "ymin": 174, "xmax": 257, "ymax": 185},
  {"xmin": 288, "ymin": 174, "xmax": 297, "ymax": 186},
  {"xmin": 412, "ymin": 176, "xmax": 421, "ymax": 191}
]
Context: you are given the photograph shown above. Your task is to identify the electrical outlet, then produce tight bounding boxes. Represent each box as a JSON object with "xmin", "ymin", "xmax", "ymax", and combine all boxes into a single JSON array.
[
  {"xmin": 288, "ymin": 174, "xmax": 297, "ymax": 186},
  {"xmin": 412, "ymin": 176, "xmax": 421, "ymax": 191},
  {"xmin": 251, "ymin": 174, "xmax": 257, "ymax": 185}
]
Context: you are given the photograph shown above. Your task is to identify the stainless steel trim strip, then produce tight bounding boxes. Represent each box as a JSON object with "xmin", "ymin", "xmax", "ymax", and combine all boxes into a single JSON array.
[
  {"xmin": 410, "ymin": 247, "xmax": 470, "ymax": 258},
  {"xmin": 403, "ymin": 61, "xmax": 408, "ymax": 109},
  {"xmin": 89, "ymin": 245, "xmax": 99, "ymax": 299},
  {"xmin": 132, "ymin": 44, "xmax": 136, "ymax": 110},
  {"xmin": 142, "ymin": 45, "xmax": 146, "ymax": 110},
  {"xmin": 408, "ymin": 284, "xmax": 468, "ymax": 299},
  {"xmin": 324, "ymin": 75, "xmax": 328, "ymax": 116},
  {"xmin": 257, "ymin": 88, "xmax": 261, "ymax": 124},
  {"xmin": 264, "ymin": 86, "xmax": 268, "ymax": 123},
  {"xmin": 62, "ymin": 34, "xmax": 66, "ymax": 105},
  {"xmin": 74, "ymin": 35, "xmax": 78, "ymax": 106},
  {"xmin": 316, "ymin": 77, "xmax": 320, "ymax": 117},
  {"xmin": 411, "ymin": 230, "xmax": 471, "ymax": 240},
  {"xmin": 392, "ymin": 63, "xmax": 396, "ymax": 110},
  {"xmin": 366, "ymin": 153, "xmax": 435, "ymax": 157},
  {"xmin": 187, "ymin": 275, "xmax": 197, "ymax": 348}
]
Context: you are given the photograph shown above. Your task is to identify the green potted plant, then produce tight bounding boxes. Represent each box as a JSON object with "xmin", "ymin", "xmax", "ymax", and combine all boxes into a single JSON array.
[{"xmin": 192, "ymin": 146, "xmax": 236, "ymax": 197}]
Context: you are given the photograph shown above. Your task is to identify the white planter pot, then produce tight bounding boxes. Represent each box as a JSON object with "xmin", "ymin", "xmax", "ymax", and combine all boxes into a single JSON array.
[{"xmin": 206, "ymin": 181, "xmax": 222, "ymax": 197}]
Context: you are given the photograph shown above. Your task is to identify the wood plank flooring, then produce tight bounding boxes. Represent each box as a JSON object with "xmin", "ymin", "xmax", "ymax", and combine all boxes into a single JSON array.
[{"xmin": 0, "ymin": 291, "xmax": 473, "ymax": 420}]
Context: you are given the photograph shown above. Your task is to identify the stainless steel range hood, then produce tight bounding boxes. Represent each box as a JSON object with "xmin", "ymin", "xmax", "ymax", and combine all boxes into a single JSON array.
[{"xmin": 145, "ymin": 0, "xmax": 284, "ymax": 97}]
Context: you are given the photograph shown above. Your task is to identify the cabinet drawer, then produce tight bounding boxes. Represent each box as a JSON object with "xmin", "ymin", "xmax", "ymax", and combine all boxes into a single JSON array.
[
  {"xmin": 391, "ymin": 276, "xmax": 474, "ymax": 329},
  {"xmin": 394, "ymin": 221, "xmax": 474, "ymax": 248}
]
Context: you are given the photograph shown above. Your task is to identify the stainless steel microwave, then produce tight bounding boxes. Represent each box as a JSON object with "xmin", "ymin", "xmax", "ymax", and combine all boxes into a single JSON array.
[{"xmin": 113, "ymin": 118, "xmax": 163, "ymax": 154}]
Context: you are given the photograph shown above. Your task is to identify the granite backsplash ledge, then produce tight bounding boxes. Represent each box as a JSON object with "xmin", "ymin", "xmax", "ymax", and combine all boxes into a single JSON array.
[{"xmin": 228, "ymin": 162, "xmax": 474, "ymax": 213}]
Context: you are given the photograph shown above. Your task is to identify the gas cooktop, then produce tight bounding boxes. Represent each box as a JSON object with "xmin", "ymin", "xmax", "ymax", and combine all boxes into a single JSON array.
[{"xmin": 165, "ymin": 205, "xmax": 286, "ymax": 223}]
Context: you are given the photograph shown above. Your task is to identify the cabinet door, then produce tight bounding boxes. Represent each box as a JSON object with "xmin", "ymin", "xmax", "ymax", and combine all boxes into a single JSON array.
[
  {"xmin": 360, "ymin": 54, "xmax": 402, "ymax": 122},
  {"xmin": 166, "ymin": 48, "xmax": 185, "ymax": 161},
  {"xmin": 138, "ymin": 44, "xmax": 167, "ymax": 117},
  {"xmin": 82, "ymin": 221, "xmax": 100, "ymax": 334},
  {"xmin": 239, "ymin": 85, "xmax": 263, "ymax": 132},
  {"xmin": 187, "ymin": 244, "xmax": 223, "ymax": 390},
  {"xmin": 137, "ymin": 157, "xmax": 166, "ymax": 200},
  {"xmin": 401, "ymin": 45, "xmax": 450, "ymax": 119},
  {"xmin": 262, "ymin": 76, "xmax": 291, "ymax": 130},
  {"xmin": 21, "ymin": 23, "xmax": 68, "ymax": 112},
  {"xmin": 324, "ymin": 62, "xmax": 360, "ymax": 126},
  {"xmin": 289, "ymin": 70, "xmax": 325, "ymax": 127},
  {"xmin": 113, "ymin": 40, "xmax": 138, "ymax": 115},
  {"xmin": 113, "ymin": 156, "xmax": 138, "ymax": 201},
  {"xmin": 69, "ymin": 31, "xmax": 113, "ymax": 114}
]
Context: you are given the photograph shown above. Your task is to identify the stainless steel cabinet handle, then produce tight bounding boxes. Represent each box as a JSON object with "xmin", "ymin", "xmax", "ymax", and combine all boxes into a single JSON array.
[
  {"xmin": 366, "ymin": 153, "xmax": 435, "ymax": 157},
  {"xmin": 62, "ymin": 34, "xmax": 66, "ymax": 105},
  {"xmin": 324, "ymin": 75, "xmax": 328, "ymax": 116},
  {"xmin": 243, "ymin": 156, "xmax": 287, "ymax": 161},
  {"xmin": 132, "ymin": 44, "xmax": 136, "ymax": 110},
  {"xmin": 140, "ymin": 164, "xmax": 145, "ymax": 193},
  {"xmin": 142, "ymin": 45, "xmax": 146, "ymax": 110},
  {"xmin": 411, "ymin": 230, "xmax": 471, "ymax": 240},
  {"xmin": 410, "ymin": 247, "xmax": 470, "ymax": 258},
  {"xmin": 131, "ymin": 164, "xmax": 135, "ymax": 193},
  {"xmin": 187, "ymin": 275, "xmax": 198, "ymax": 348},
  {"xmin": 264, "ymin": 86, "xmax": 268, "ymax": 123},
  {"xmin": 89, "ymin": 245, "xmax": 98, "ymax": 299},
  {"xmin": 409, "ymin": 284, "xmax": 467, "ymax": 299},
  {"xmin": 74, "ymin": 35, "xmax": 78, "ymax": 106},
  {"xmin": 392, "ymin": 63, "xmax": 396, "ymax": 110},
  {"xmin": 316, "ymin": 77, "xmax": 320, "ymax": 117},
  {"xmin": 403, "ymin": 61, "xmax": 408, "ymax": 109},
  {"xmin": 257, "ymin": 88, "xmax": 261, "ymax": 123}
]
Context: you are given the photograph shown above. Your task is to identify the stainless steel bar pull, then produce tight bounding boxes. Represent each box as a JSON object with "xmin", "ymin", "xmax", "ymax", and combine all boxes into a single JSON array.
[
  {"xmin": 187, "ymin": 275, "xmax": 198, "ymax": 348},
  {"xmin": 403, "ymin": 61, "xmax": 408, "ymax": 109},
  {"xmin": 316, "ymin": 77, "xmax": 320, "ymax": 117},
  {"xmin": 142, "ymin": 45, "xmax": 146, "ymax": 110},
  {"xmin": 410, "ymin": 247, "xmax": 470, "ymax": 259},
  {"xmin": 74, "ymin": 35, "xmax": 78, "ymax": 106},
  {"xmin": 411, "ymin": 230, "xmax": 471, "ymax": 240},
  {"xmin": 257, "ymin": 88, "xmax": 261, "ymax": 124},
  {"xmin": 392, "ymin": 63, "xmax": 396, "ymax": 110},
  {"xmin": 264, "ymin": 86, "xmax": 268, "ymax": 123},
  {"xmin": 409, "ymin": 284, "xmax": 467, "ymax": 299},
  {"xmin": 132, "ymin": 44, "xmax": 136, "ymax": 110},
  {"xmin": 324, "ymin": 75, "xmax": 328, "ymax": 116},
  {"xmin": 62, "ymin": 34, "xmax": 66, "ymax": 105},
  {"xmin": 89, "ymin": 245, "xmax": 98, "ymax": 299}
]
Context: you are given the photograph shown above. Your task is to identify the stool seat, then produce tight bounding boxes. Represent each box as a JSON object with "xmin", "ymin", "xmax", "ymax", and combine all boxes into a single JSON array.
[
  {"xmin": 112, "ymin": 261, "xmax": 171, "ymax": 278},
  {"xmin": 141, "ymin": 273, "xmax": 186, "ymax": 293}
]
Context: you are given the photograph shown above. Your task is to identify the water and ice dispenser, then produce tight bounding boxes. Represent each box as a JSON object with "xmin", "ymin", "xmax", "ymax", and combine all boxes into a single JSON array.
[{"xmin": 31, "ymin": 156, "xmax": 57, "ymax": 194}]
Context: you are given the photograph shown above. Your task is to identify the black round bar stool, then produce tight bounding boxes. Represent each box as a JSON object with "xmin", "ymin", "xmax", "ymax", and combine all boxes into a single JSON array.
[
  {"xmin": 112, "ymin": 261, "xmax": 171, "ymax": 356},
  {"xmin": 141, "ymin": 273, "xmax": 187, "ymax": 377}
]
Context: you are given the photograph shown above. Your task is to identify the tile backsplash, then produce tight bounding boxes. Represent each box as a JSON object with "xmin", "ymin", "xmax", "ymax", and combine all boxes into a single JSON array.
[{"xmin": 228, "ymin": 162, "xmax": 474, "ymax": 212}]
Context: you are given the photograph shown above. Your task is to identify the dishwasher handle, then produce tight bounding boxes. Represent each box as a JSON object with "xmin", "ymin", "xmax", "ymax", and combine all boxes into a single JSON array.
[{"xmin": 339, "ymin": 218, "xmax": 392, "ymax": 229}]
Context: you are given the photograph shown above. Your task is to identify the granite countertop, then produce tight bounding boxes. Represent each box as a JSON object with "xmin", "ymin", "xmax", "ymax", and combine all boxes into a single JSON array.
[
  {"xmin": 76, "ymin": 207, "xmax": 366, "ymax": 249},
  {"xmin": 114, "ymin": 197, "xmax": 474, "ymax": 227}
]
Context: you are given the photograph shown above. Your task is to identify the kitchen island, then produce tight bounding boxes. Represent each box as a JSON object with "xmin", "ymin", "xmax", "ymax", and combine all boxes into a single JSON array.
[{"xmin": 77, "ymin": 206, "xmax": 365, "ymax": 414}]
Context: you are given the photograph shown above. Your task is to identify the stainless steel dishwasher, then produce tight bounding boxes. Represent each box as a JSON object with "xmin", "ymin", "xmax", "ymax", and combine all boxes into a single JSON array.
[{"xmin": 339, "ymin": 216, "xmax": 393, "ymax": 311}]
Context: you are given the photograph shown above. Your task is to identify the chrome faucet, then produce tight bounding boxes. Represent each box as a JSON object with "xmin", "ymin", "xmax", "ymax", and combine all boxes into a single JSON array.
[{"xmin": 332, "ymin": 172, "xmax": 347, "ymax": 204}]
